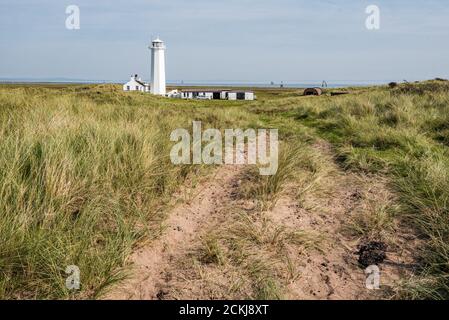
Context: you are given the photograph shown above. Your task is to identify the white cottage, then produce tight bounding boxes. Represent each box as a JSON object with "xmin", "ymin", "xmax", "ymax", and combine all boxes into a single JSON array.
[{"xmin": 123, "ymin": 74, "xmax": 149, "ymax": 92}]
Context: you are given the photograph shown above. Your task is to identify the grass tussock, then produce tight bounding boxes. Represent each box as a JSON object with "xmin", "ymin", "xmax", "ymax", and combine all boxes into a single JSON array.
[
  {"xmin": 196, "ymin": 210, "xmax": 323, "ymax": 300},
  {"xmin": 344, "ymin": 177, "xmax": 399, "ymax": 242},
  {"xmin": 236, "ymin": 141, "xmax": 335, "ymax": 210}
]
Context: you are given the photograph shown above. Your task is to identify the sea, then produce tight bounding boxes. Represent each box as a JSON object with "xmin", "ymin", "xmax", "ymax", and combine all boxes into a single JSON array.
[{"xmin": 0, "ymin": 78, "xmax": 394, "ymax": 88}]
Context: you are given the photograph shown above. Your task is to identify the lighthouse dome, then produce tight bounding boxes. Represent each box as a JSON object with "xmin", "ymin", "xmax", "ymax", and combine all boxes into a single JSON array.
[{"xmin": 151, "ymin": 37, "xmax": 165, "ymax": 49}]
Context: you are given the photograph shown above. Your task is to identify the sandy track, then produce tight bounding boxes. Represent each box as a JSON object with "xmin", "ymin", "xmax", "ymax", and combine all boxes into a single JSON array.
[
  {"xmin": 107, "ymin": 164, "xmax": 245, "ymax": 299},
  {"xmin": 106, "ymin": 142, "xmax": 416, "ymax": 300}
]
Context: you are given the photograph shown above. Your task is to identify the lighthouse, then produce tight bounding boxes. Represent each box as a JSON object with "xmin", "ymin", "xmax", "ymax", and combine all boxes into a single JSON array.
[{"xmin": 149, "ymin": 38, "xmax": 166, "ymax": 95}]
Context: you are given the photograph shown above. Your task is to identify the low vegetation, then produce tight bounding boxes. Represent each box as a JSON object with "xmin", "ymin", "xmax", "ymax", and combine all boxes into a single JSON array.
[
  {"xmin": 0, "ymin": 84, "xmax": 256, "ymax": 299},
  {"xmin": 1, "ymin": 80, "xmax": 449, "ymax": 299},
  {"xmin": 256, "ymin": 80, "xmax": 449, "ymax": 299}
]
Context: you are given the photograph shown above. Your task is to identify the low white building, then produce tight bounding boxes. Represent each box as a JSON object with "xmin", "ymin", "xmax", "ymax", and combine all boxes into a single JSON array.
[
  {"xmin": 227, "ymin": 91, "xmax": 254, "ymax": 101},
  {"xmin": 166, "ymin": 89, "xmax": 180, "ymax": 98},
  {"xmin": 123, "ymin": 74, "xmax": 150, "ymax": 92},
  {"xmin": 177, "ymin": 89, "xmax": 255, "ymax": 101}
]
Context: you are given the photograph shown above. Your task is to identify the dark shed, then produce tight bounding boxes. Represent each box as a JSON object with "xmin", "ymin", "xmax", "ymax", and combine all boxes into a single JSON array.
[{"xmin": 303, "ymin": 87, "xmax": 323, "ymax": 96}]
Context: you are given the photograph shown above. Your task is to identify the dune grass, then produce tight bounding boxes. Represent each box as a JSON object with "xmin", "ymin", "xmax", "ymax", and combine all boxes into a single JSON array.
[
  {"xmin": 2, "ymin": 81, "xmax": 449, "ymax": 299},
  {"xmin": 0, "ymin": 84, "xmax": 256, "ymax": 299},
  {"xmin": 197, "ymin": 208, "xmax": 323, "ymax": 300},
  {"xmin": 258, "ymin": 80, "xmax": 449, "ymax": 299}
]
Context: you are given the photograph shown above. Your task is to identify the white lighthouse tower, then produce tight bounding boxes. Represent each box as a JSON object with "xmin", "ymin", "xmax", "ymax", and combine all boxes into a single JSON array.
[{"xmin": 149, "ymin": 38, "xmax": 166, "ymax": 95}]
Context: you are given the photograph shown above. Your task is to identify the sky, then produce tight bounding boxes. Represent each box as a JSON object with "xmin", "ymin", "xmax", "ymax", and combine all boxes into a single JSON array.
[{"xmin": 0, "ymin": 0, "xmax": 448, "ymax": 83}]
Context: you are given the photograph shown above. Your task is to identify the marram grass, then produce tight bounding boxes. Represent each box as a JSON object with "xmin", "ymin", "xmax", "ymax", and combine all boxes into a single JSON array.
[
  {"xmin": 0, "ymin": 85, "xmax": 255, "ymax": 299},
  {"xmin": 2, "ymin": 81, "xmax": 449, "ymax": 299}
]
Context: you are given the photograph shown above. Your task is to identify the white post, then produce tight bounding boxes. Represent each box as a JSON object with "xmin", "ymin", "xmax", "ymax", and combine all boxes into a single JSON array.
[{"xmin": 149, "ymin": 38, "xmax": 166, "ymax": 95}]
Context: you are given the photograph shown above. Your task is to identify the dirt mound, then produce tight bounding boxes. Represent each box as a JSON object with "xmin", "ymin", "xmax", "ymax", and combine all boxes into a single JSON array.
[{"xmin": 357, "ymin": 241, "xmax": 387, "ymax": 268}]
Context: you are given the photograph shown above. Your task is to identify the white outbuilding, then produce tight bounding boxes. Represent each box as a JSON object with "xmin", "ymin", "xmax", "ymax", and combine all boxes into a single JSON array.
[
  {"xmin": 177, "ymin": 89, "xmax": 255, "ymax": 101},
  {"xmin": 123, "ymin": 74, "xmax": 149, "ymax": 92}
]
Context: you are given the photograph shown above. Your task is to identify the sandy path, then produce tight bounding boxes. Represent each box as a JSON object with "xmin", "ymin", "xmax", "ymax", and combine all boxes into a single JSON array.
[
  {"xmin": 161, "ymin": 170, "xmax": 376, "ymax": 300},
  {"xmin": 267, "ymin": 180, "xmax": 371, "ymax": 299},
  {"xmin": 107, "ymin": 164, "xmax": 245, "ymax": 299},
  {"xmin": 106, "ymin": 141, "xmax": 416, "ymax": 300}
]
